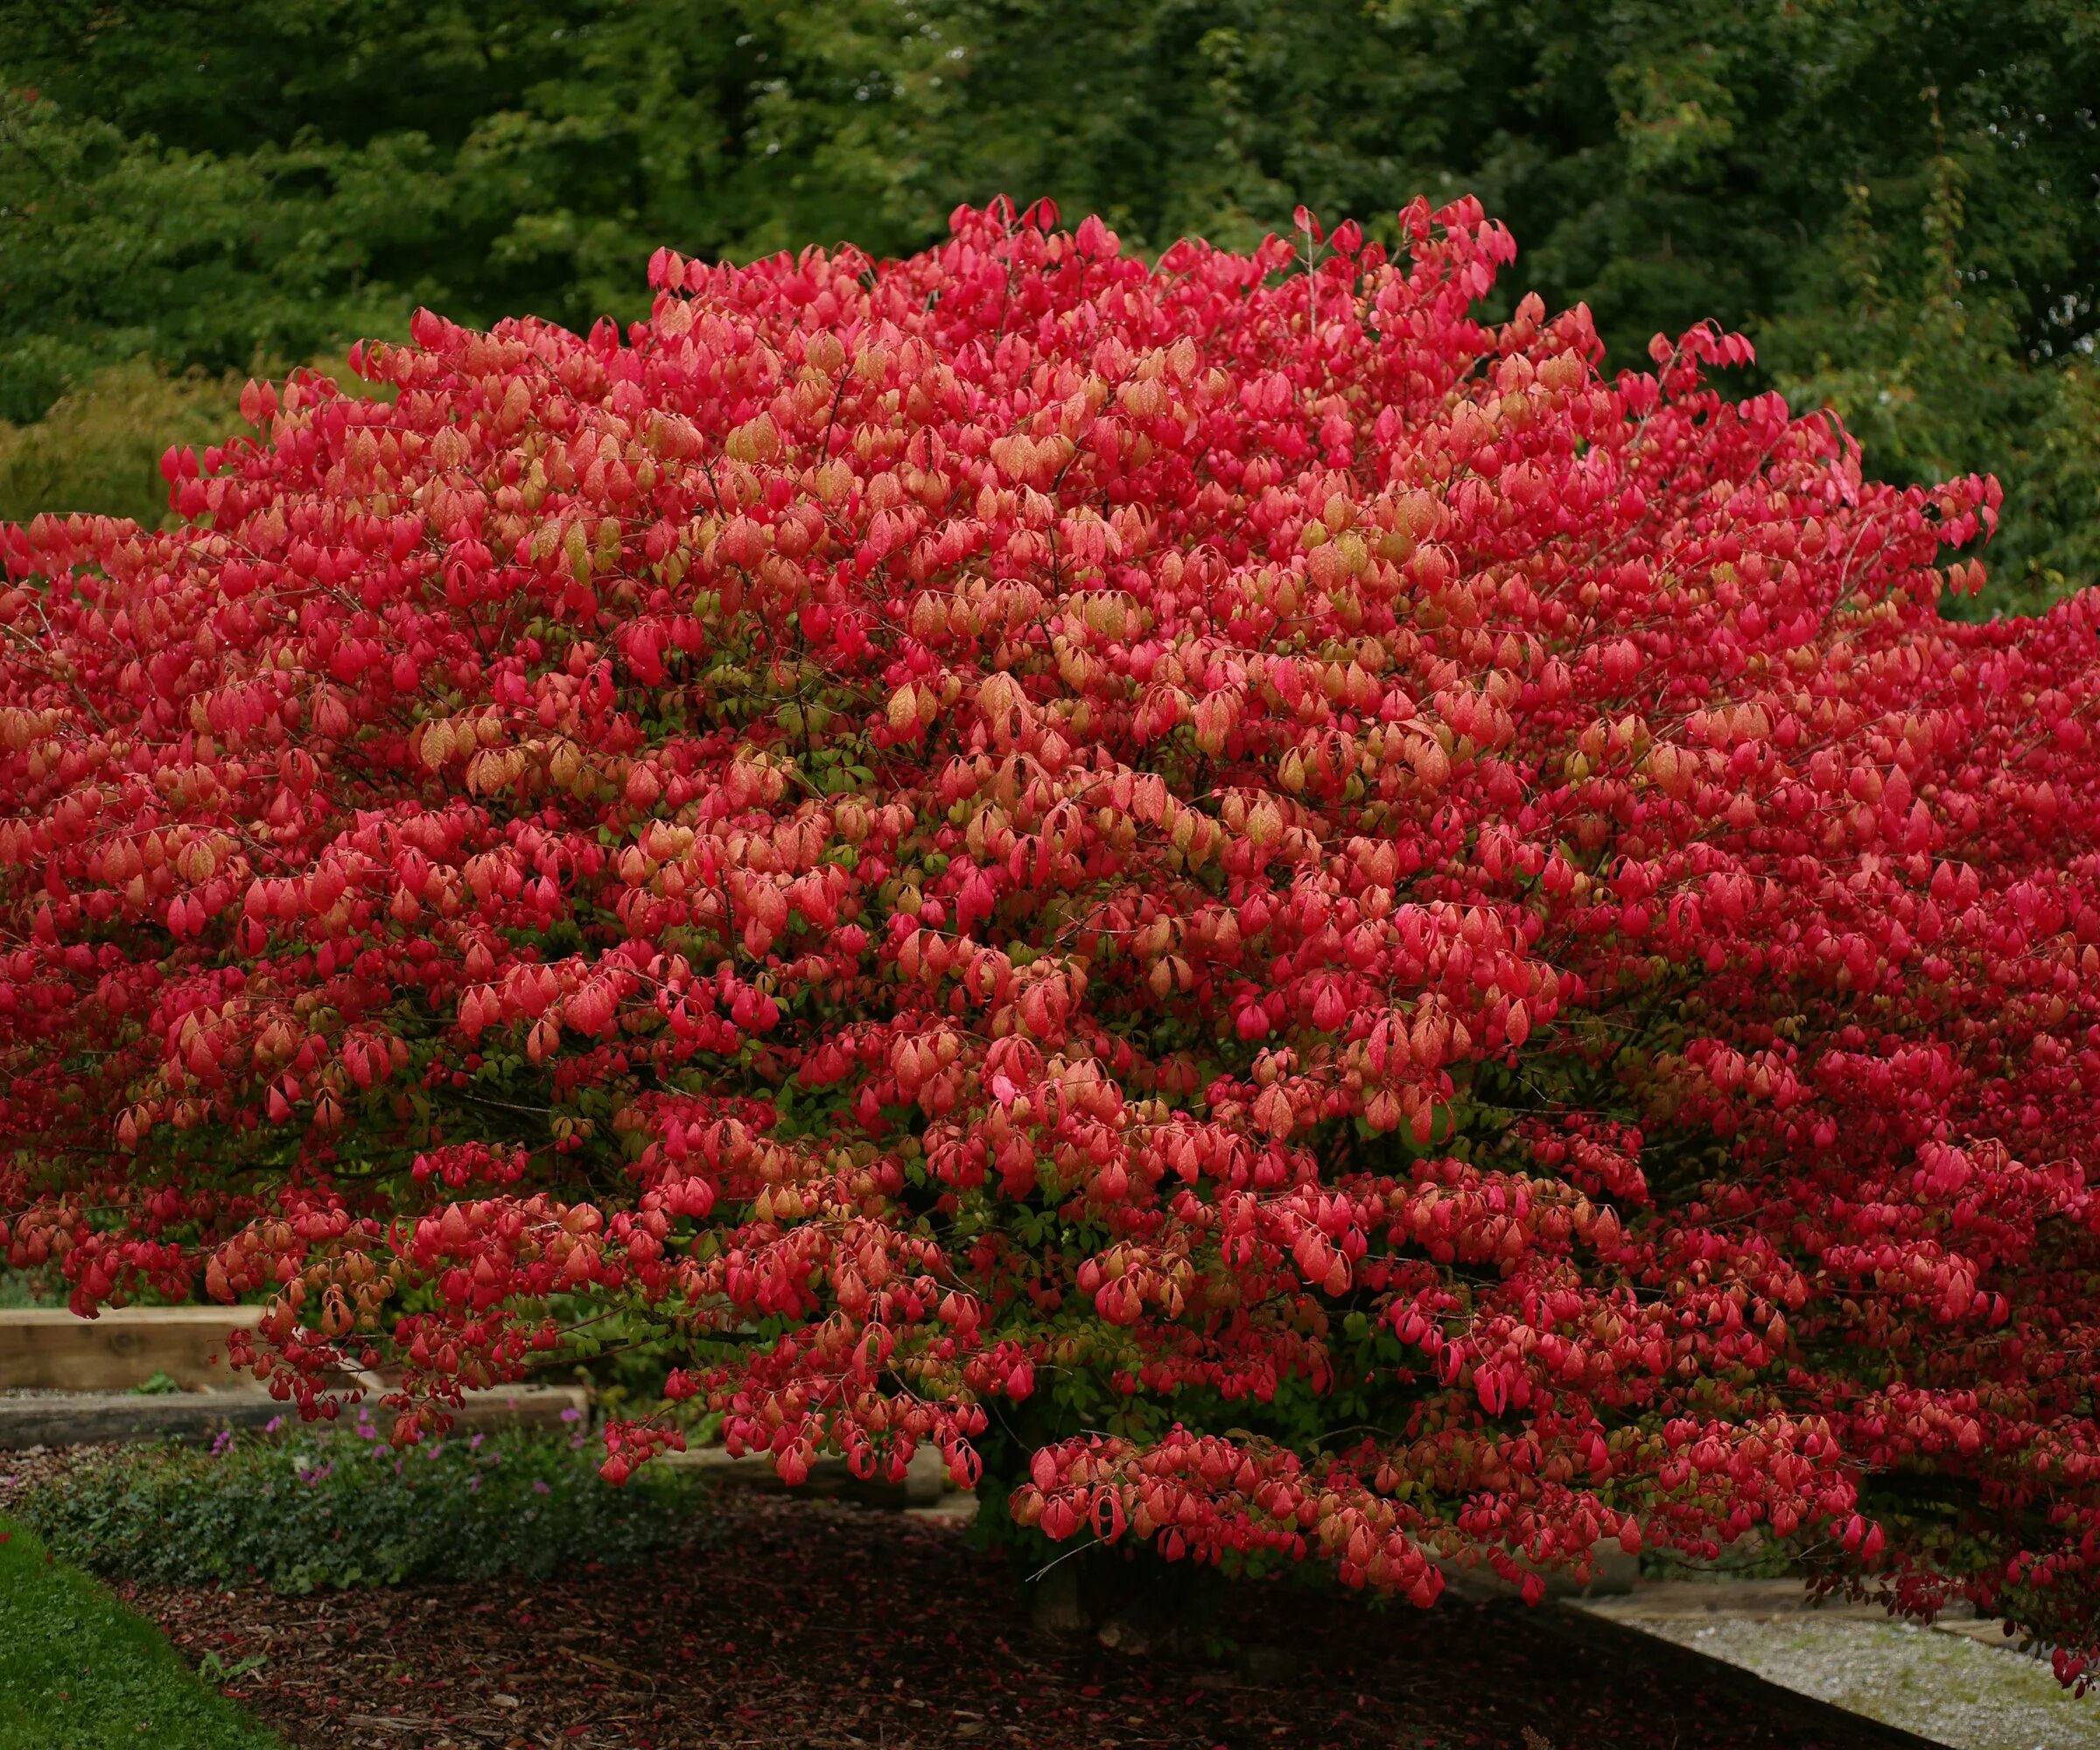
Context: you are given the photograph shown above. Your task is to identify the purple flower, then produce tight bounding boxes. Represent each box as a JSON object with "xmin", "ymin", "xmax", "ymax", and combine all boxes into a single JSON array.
[{"xmin": 532, "ymin": 1479, "xmax": 552, "ymax": 1495}]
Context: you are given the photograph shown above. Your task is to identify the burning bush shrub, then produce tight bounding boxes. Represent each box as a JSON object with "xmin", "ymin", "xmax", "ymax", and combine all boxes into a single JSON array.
[{"xmin": 4, "ymin": 197, "xmax": 2097, "ymax": 1676}]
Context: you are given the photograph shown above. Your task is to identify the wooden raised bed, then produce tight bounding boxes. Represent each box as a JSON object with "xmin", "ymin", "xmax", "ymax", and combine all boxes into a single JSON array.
[
  {"xmin": 0, "ymin": 1308, "xmax": 591, "ymax": 1447},
  {"xmin": 0, "ymin": 1381, "xmax": 592, "ymax": 1449},
  {"xmin": 0, "ymin": 1306, "xmax": 263, "ymax": 1391}
]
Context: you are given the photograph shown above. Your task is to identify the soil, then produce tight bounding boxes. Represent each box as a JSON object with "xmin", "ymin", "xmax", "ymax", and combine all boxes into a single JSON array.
[{"xmin": 88, "ymin": 1492, "xmax": 1946, "ymax": 1750}]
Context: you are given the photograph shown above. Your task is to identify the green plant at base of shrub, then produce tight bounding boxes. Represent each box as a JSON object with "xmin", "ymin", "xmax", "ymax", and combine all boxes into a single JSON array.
[
  {"xmin": 14, "ymin": 1419, "xmax": 717, "ymax": 1593},
  {"xmin": 127, "ymin": 1371, "xmax": 181, "ymax": 1396}
]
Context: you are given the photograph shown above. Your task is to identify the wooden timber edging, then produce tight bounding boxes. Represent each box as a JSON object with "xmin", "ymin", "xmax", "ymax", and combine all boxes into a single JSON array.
[
  {"xmin": 0, "ymin": 1310, "xmax": 589, "ymax": 1449},
  {"xmin": 662, "ymin": 1441, "xmax": 949, "ymax": 1508},
  {"xmin": 1, "ymin": 1389, "xmax": 950, "ymax": 1516},
  {"xmin": 0, "ymin": 1389, "xmax": 281, "ymax": 1448},
  {"xmin": 0, "ymin": 1383, "xmax": 591, "ymax": 1450},
  {"xmin": 1434, "ymin": 1537, "xmax": 1642, "ymax": 1602},
  {"xmin": 0, "ymin": 1306, "xmax": 265, "ymax": 1391}
]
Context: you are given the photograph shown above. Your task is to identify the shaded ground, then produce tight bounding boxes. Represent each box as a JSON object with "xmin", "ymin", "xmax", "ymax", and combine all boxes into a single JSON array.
[{"xmin": 99, "ymin": 1494, "xmax": 1939, "ymax": 1750}]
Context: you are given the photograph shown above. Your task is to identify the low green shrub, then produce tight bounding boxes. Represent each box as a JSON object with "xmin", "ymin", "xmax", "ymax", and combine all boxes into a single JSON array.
[
  {"xmin": 0, "ymin": 361, "xmax": 242, "ymax": 528},
  {"xmin": 0, "ymin": 1266, "xmax": 60, "ymax": 1307},
  {"xmin": 0, "ymin": 354, "xmax": 387, "ymax": 530},
  {"xmin": 14, "ymin": 1416, "xmax": 715, "ymax": 1593}
]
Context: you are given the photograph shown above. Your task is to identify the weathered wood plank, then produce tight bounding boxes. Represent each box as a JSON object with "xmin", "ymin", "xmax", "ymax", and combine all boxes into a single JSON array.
[
  {"xmin": 0, "ymin": 1306, "xmax": 264, "ymax": 1390},
  {"xmin": 0, "ymin": 1382, "xmax": 590, "ymax": 1448},
  {"xmin": 661, "ymin": 1441, "xmax": 948, "ymax": 1506},
  {"xmin": 0, "ymin": 1390, "xmax": 279, "ymax": 1447}
]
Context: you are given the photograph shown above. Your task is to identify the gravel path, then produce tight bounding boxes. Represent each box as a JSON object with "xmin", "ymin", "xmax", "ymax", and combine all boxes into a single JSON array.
[{"xmin": 1579, "ymin": 1587, "xmax": 2098, "ymax": 1750}]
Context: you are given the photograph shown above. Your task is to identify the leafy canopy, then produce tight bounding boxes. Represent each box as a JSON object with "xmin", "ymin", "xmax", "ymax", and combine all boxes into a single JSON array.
[{"xmin": 5, "ymin": 199, "xmax": 2100, "ymax": 1678}]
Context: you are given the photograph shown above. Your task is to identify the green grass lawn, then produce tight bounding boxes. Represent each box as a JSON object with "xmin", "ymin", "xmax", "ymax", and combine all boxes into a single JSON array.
[{"xmin": 0, "ymin": 1515, "xmax": 282, "ymax": 1750}]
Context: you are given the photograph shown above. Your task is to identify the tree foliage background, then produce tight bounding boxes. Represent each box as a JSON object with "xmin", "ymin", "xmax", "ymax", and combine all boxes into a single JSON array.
[{"xmin": 2, "ymin": 0, "xmax": 2096, "ymax": 612}]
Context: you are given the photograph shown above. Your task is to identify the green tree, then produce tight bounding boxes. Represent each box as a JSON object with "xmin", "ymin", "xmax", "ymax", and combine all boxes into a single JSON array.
[{"xmin": 3, "ymin": 0, "xmax": 2096, "ymax": 609}]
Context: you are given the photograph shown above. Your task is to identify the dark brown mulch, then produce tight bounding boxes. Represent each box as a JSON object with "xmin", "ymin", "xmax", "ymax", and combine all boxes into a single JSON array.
[{"xmin": 101, "ymin": 1493, "xmax": 1938, "ymax": 1750}]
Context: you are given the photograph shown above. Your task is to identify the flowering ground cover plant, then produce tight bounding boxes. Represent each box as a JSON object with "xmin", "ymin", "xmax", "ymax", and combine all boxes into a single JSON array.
[{"xmin": 3, "ymin": 195, "xmax": 2097, "ymax": 1676}]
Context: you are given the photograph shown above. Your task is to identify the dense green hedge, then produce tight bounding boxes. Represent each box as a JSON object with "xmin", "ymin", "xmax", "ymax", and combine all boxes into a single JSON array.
[{"xmin": 2, "ymin": 0, "xmax": 2096, "ymax": 610}]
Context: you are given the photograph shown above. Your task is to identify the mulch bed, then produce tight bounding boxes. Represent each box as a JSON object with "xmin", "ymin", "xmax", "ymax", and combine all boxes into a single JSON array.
[{"xmin": 74, "ymin": 1491, "xmax": 1932, "ymax": 1750}]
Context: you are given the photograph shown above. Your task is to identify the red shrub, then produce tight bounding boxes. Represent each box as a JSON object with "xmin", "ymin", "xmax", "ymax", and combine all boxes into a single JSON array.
[{"xmin": 4, "ymin": 197, "xmax": 2097, "ymax": 1671}]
